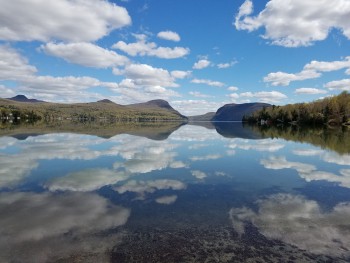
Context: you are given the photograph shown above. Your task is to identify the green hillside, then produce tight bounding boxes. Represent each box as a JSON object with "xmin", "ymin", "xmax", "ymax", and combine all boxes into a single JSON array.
[
  {"xmin": 244, "ymin": 91, "xmax": 350, "ymax": 126},
  {"xmin": 0, "ymin": 97, "xmax": 187, "ymax": 122}
]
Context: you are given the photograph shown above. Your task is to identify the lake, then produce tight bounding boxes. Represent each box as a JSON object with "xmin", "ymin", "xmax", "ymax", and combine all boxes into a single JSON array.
[{"xmin": 1, "ymin": 122, "xmax": 350, "ymax": 262}]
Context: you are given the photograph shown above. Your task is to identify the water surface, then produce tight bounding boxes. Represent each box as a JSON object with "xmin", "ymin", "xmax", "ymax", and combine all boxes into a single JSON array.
[{"xmin": 1, "ymin": 122, "xmax": 350, "ymax": 262}]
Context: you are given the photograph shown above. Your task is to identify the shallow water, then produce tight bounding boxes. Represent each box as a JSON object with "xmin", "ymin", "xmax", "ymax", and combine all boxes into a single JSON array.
[{"xmin": 1, "ymin": 122, "xmax": 350, "ymax": 262}]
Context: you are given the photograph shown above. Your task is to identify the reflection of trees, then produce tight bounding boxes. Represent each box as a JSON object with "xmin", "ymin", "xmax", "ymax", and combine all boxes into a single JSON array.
[
  {"xmin": 248, "ymin": 124, "xmax": 350, "ymax": 154},
  {"xmin": 0, "ymin": 120, "xmax": 185, "ymax": 140}
]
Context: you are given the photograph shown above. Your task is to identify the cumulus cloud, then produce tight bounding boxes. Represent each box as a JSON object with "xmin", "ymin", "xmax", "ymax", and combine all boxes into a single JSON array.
[
  {"xmin": 230, "ymin": 91, "xmax": 287, "ymax": 104},
  {"xmin": 230, "ymin": 194, "xmax": 350, "ymax": 257},
  {"xmin": 0, "ymin": 84, "xmax": 16, "ymax": 97},
  {"xmin": 41, "ymin": 42, "xmax": 129, "ymax": 68},
  {"xmin": 191, "ymin": 78, "xmax": 225, "ymax": 87},
  {"xmin": 123, "ymin": 63, "xmax": 178, "ymax": 88},
  {"xmin": 227, "ymin": 86, "xmax": 239, "ymax": 91},
  {"xmin": 170, "ymin": 100, "xmax": 225, "ymax": 116},
  {"xmin": 264, "ymin": 57, "xmax": 350, "ymax": 86},
  {"xmin": 192, "ymin": 59, "xmax": 211, "ymax": 69},
  {"xmin": 324, "ymin": 78, "xmax": 350, "ymax": 91},
  {"xmin": 0, "ymin": 45, "xmax": 37, "ymax": 81},
  {"xmin": 171, "ymin": 70, "xmax": 191, "ymax": 79},
  {"xmin": 0, "ymin": 44, "xmax": 120, "ymax": 102},
  {"xmin": 112, "ymin": 34, "xmax": 189, "ymax": 59},
  {"xmin": 295, "ymin": 88, "xmax": 328, "ymax": 95},
  {"xmin": 0, "ymin": 191, "xmax": 130, "ymax": 263},
  {"xmin": 235, "ymin": 0, "xmax": 350, "ymax": 47},
  {"xmin": 263, "ymin": 70, "xmax": 320, "ymax": 86},
  {"xmin": 157, "ymin": 31, "xmax": 181, "ymax": 42},
  {"xmin": 0, "ymin": 0, "xmax": 131, "ymax": 42},
  {"xmin": 217, "ymin": 61, "xmax": 237, "ymax": 69}
]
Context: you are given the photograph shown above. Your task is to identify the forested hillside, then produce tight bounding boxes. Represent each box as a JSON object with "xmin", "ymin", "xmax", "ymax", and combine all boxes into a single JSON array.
[{"xmin": 244, "ymin": 92, "xmax": 350, "ymax": 126}]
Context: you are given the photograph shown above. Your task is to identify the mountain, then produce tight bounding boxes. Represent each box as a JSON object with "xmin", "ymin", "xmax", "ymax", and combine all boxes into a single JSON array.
[
  {"xmin": 0, "ymin": 96, "xmax": 186, "ymax": 121},
  {"xmin": 127, "ymin": 99, "xmax": 187, "ymax": 118},
  {"xmin": 7, "ymin": 95, "xmax": 44, "ymax": 103},
  {"xmin": 212, "ymin": 103, "xmax": 271, "ymax": 121},
  {"xmin": 188, "ymin": 112, "xmax": 216, "ymax": 122}
]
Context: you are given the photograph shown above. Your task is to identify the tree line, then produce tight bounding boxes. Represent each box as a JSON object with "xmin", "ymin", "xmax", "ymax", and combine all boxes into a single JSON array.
[{"xmin": 243, "ymin": 91, "xmax": 350, "ymax": 126}]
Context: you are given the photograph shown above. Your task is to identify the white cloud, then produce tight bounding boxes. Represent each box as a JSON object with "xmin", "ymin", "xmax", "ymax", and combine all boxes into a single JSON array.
[
  {"xmin": 157, "ymin": 31, "xmax": 181, "ymax": 42},
  {"xmin": 295, "ymin": 88, "xmax": 328, "ymax": 95},
  {"xmin": 0, "ymin": 85, "xmax": 16, "ymax": 97},
  {"xmin": 112, "ymin": 34, "xmax": 189, "ymax": 59},
  {"xmin": 124, "ymin": 63, "xmax": 178, "ymax": 87},
  {"xmin": 263, "ymin": 70, "xmax": 320, "ymax": 86},
  {"xmin": 191, "ymin": 78, "xmax": 225, "ymax": 87},
  {"xmin": 171, "ymin": 70, "xmax": 191, "ymax": 79},
  {"xmin": 217, "ymin": 61, "xmax": 237, "ymax": 69},
  {"xmin": 41, "ymin": 42, "xmax": 129, "ymax": 68},
  {"xmin": 235, "ymin": 0, "xmax": 350, "ymax": 47},
  {"xmin": 0, "ymin": 0, "xmax": 131, "ymax": 42},
  {"xmin": 230, "ymin": 194, "xmax": 350, "ymax": 257},
  {"xmin": 0, "ymin": 45, "xmax": 37, "ymax": 81},
  {"xmin": 324, "ymin": 78, "xmax": 350, "ymax": 91},
  {"xmin": 192, "ymin": 59, "xmax": 211, "ymax": 69},
  {"xmin": 170, "ymin": 100, "xmax": 225, "ymax": 116},
  {"xmin": 189, "ymin": 91, "xmax": 213, "ymax": 98},
  {"xmin": 232, "ymin": 91, "xmax": 287, "ymax": 104},
  {"xmin": 304, "ymin": 56, "xmax": 350, "ymax": 72},
  {"xmin": 227, "ymin": 86, "xmax": 239, "ymax": 91},
  {"xmin": 264, "ymin": 57, "xmax": 350, "ymax": 86},
  {"xmin": 0, "ymin": 44, "xmax": 120, "ymax": 102}
]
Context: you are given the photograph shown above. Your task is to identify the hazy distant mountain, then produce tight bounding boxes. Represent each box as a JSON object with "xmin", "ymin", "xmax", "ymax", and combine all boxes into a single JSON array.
[
  {"xmin": 212, "ymin": 103, "xmax": 271, "ymax": 121},
  {"xmin": 7, "ymin": 95, "xmax": 44, "ymax": 103}
]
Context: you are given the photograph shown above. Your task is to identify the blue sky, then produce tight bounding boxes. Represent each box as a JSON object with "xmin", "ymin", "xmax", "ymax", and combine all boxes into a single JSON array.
[{"xmin": 1, "ymin": 0, "xmax": 350, "ymax": 115}]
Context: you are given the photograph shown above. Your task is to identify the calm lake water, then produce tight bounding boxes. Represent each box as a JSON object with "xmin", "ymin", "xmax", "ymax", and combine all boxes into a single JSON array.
[{"xmin": 1, "ymin": 122, "xmax": 350, "ymax": 262}]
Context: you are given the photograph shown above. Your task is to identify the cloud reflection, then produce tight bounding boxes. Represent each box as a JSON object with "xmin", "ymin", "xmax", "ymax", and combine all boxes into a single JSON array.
[
  {"xmin": 155, "ymin": 195, "xmax": 178, "ymax": 205},
  {"xmin": 46, "ymin": 168, "xmax": 130, "ymax": 192},
  {"xmin": 0, "ymin": 191, "xmax": 130, "ymax": 263},
  {"xmin": 230, "ymin": 194, "xmax": 350, "ymax": 257},
  {"xmin": 261, "ymin": 156, "xmax": 350, "ymax": 188},
  {"xmin": 114, "ymin": 179, "xmax": 186, "ymax": 199}
]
